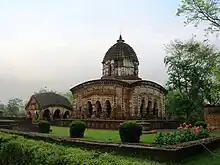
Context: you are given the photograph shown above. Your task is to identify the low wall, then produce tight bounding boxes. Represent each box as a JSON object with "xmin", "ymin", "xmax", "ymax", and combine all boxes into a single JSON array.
[
  {"xmin": 0, "ymin": 116, "xmax": 26, "ymax": 120},
  {"xmin": 52, "ymin": 119, "xmax": 125, "ymax": 129},
  {"xmin": 52, "ymin": 119, "xmax": 181, "ymax": 130},
  {"xmin": 0, "ymin": 118, "xmax": 38, "ymax": 132},
  {"xmin": 1, "ymin": 128, "xmax": 220, "ymax": 162}
]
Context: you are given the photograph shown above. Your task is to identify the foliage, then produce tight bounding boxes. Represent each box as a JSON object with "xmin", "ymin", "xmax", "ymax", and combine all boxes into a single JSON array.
[
  {"xmin": 3, "ymin": 98, "xmax": 24, "ymax": 117},
  {"xmin": 164, "ymin": 38, "xmax": 220, "ymax": 120},
  {"xmin": 60, "ymin": 91, "xmax": 73, "ymax": 103},
  {"xmin": 69, "ymin": 120, "xmax": 86, "ymax": 138},
  {"xmin": 165, "ymin": 90, "xmax": 192, "ymax": 120},
  {"xmin": 38, "ymin": 120, "xmax": 51, "ymax": 133},
  {"xmin": 119, "ymin": 121, "xmax": 143, "ymax": 143},
  {"xmin": 154, "ymin": 122, "xmax": 210, "ymax": 145},
  {"xmin": 194, "ymin": 121, "xmax": 208, "ymax": 129},
  {"xmin": 0, "ymin": 133, "xmax": 159, "ymax": 165},
  {"xmin": 177, "ymin": 0, "xmax": 220, "ymax": 35}
]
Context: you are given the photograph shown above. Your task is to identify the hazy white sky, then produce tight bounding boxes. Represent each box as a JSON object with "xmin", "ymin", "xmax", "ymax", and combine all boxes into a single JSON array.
[{"xmin": 0, "ymin": 0, "xmax": 219, "ymax": 103}]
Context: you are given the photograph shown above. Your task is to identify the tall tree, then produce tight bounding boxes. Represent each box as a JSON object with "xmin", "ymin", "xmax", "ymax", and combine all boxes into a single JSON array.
[
  {"xmin": 164, "ymin": 38, "xmax": 220, "ymax": 119},
  {"xmin": 177, "ymin": 0, "xmax": 220, "ymax": 35},
  {"xmin": 4, "ymin": 98, "xmax": 23, "ymax": 117}
]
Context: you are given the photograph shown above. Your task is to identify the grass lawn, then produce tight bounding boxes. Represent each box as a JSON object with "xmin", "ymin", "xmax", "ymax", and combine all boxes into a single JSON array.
[
  {"xmin": 50, "ymin": 126, "xmax": 156, "ymax": 143},
  {"xmin": 47, "ymin": 126, "xmax": 220, "ymax": 164},
  {"xmin": 50, "ymin": 126, "xmax": 220, "ymax": 144}
]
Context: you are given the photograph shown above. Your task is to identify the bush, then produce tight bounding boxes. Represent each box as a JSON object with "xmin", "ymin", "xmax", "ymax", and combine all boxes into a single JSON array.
[
  {"xmin": 0, "ymin": 133, "xmax": 150, "ymax": 165},
  {"xmin": 119, "ymin": 121, "xmax": 142, "ymax": 143},
  {"xmin": 38, "ymin": 120, "xmax": 50, "ymax": 133},
  {"xmin": 194, "ymin": 121, "xmax": 208, "ymax": 129},
  {"xmin": 154, "ymin": 122, "xmax": 210, "ymax": 145},
  {"xmin": 69, "ymin": 120, "xmax": 86, "ymax": 138}
]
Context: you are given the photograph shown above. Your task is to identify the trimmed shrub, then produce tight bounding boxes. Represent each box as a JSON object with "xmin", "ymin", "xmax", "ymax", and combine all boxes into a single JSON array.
[
  {"xmin": 194, "ymin": 121, "xmax": 208, "ymax": 129},
  {"xmin": 0, "ymin": 133, "xmax": 153, "ymax": 165},
  {"xmin": 38, "ymin": 120, "xmax": 50, "ymax": 133},
  {"xmin": 119, "ymin": 121, "xmax": 142, "ymax": 143},
  {"xmin": 69, "ymin": 120, "xmax": 86, "ymax": 138}
]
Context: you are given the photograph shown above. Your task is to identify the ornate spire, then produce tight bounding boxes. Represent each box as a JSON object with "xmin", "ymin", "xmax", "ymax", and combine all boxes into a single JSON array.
[{"xmin": 117, "ymin": 34, "xmax": 124, "ymax": 43}]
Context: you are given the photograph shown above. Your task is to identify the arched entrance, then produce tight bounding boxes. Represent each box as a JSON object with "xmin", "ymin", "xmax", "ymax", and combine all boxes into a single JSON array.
[
  {"xmin": 63, "ymin": 111, "xmax": 70, "ymax": 119},
  {"xmin": 28, "ymin": 111, "xmax": 32, "ymax": 119},
  {"xmin": 87, "ymin": 101, "xmax": 93, "ymax": 118},
  {"xmin": 53, "ymin": 109, "xmax": 61, "ymax": 119},
  {"xmin": 35, "ymin": 111, "xmax": 39, "ymax": 120},
  {"xmin": 146, "ymin": 101, "xmax": 152, "ymax": 116},
  {"xmin": 95, "ymin": 101, "xmax": 102, "ymax": 118},
  {"xmin": 105, "ymin": 100, "xmax": 111, "ymax": 118},
  {"xmin": 140, "ymin": 99, "xmax": 145, "ymax": 118},
  {"xmin": 153, "ymin": 101, "xmax": 158, "ymax": 116},
  {"xmin": 108, "ymin": 64, "xmax": 112, "ymax": 76},
  {"xmin": 43, "ymin": 109, "xmax": 51, "ymax": 121}
]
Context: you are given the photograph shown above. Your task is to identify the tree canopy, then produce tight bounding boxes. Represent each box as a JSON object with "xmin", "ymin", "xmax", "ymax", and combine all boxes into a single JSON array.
[
  {"xmin": 164, "ymin": 38, "xmax": 220, "ymax": 120},
  {"xmin": 3, "ymin": 98, "xmax": 24, "ymax": 117},
  {"xmin": 177, "ymin": 0, "xmax": 220, "ymax": 35}
]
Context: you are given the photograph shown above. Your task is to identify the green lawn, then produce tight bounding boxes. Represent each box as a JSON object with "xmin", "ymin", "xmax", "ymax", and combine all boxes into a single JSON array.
[
  {"xmin": 45, "ymin": 126, "xmax": 220, "ymax": 164},
  {"xmin": 50, "ymin": 126, "xmax": 156, "ymax": 143},
  {"xmin": 50, "ymin": 126, "xmax": 220, "ymax": 144}
]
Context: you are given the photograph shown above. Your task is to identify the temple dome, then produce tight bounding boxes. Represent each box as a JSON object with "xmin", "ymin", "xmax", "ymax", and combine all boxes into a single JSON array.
[{"xmin": 102, "ymin": 35, "xmax": 139, "ymax": 63}]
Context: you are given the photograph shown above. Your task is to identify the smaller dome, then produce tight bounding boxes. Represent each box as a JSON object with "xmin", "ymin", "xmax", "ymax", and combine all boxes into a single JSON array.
[{"xmin": 102, "ymin": 35, "xmax": 139, "ymax": 63}]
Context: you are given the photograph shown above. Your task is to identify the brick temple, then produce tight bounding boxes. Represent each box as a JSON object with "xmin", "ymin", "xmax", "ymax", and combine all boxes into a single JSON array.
[{"xmin": 70, "ymin": 35, "xmax": 167, "ymax": 121}]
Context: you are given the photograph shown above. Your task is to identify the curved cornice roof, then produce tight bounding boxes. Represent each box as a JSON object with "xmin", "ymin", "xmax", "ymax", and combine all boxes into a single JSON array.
[{"xmin": 70, "ymin": 79, "xmax": 167, "ymax": 94}]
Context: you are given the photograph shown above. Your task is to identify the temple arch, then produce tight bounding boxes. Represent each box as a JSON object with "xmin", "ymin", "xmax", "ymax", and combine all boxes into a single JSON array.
[
  {"xmin": 35, "ymin": 111, "xmax": 39, "ymax": 120},
  {"xmin": 140, "ymin": 99, "xmax": 145, "ymax": 118},
  {"xmin": 153, "ymin": 101, "xmax": 158, "ymax": 116},
  {"xmin": 28, "ymin": 111, "xmax": 31, "ymax": 118},
  {"xmin": 146, "ymin": 101, "xmax": 152, "ymax": 116},
  {"xmin": 53, "ymin": 109, "xmax": 61, "ymax": 119},
  {"xmin": 63, "ymin": 111, "xmax": 70, "ymax": 119},
  {"xmin": 95, "ymin": 101, "xmax": 102, "ymax": 118},
  {"xmin": 108, "ymin": 64, "xmax": 112, "ymax": 76},
  {"xmin": 105, "ymin": 100, "xmax": 111, "ymax": 118},
  {"xmin": 87, "ymin": 101, "xmax": 93, "ymax": 118},
  {"xmin": 43, "ymin": 109, "xmax": 51, "ymax": 121}
]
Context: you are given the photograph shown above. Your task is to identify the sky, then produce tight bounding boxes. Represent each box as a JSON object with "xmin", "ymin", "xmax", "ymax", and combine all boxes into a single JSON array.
[{"xmin": 0, "ymin": 0, "xmax": 219, "ymax": 104}]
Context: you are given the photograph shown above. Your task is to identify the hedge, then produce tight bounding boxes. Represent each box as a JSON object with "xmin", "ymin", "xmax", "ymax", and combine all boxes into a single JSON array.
[
  {"xmin": 69, "ymin": 120, "xmax": 86, "ymax": 138},
  {"xmin": 38, "ymin": 120, "xmax": 50, "ymax": 133},
  {"xmin": 119, "ymin": 121, "xmax": 142, "ymax": 143},
  {"xmin": 0, "ymin": 133, "xmax": 159, "ymax": 165}
]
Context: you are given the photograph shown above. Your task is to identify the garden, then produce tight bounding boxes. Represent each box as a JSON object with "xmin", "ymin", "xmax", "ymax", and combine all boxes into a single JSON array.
[
  {"xmin": 1, "ymin": 119, "xmax": 220, "ymax": 165},
  {"xmin": 0, "ymin": 120, "xmax": 220, "ymax": 165}
]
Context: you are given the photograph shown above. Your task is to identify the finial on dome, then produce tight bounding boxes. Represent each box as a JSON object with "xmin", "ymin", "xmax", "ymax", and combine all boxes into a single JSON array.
[{"xmin": 117, "ymin": 34, "xmax": 124, "ymax": 43}]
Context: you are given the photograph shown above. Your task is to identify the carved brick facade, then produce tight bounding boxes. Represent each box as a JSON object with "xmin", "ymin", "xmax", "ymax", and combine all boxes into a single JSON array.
[
  {"xmin": 70, "ymin": 35, "xmax": 166, "ymax": 121},
  {"xmin": 71, "ymin": 80, "xmax": 166, "ymax": 120},
  {"xmin": 204, "ymin": 105, "xmax": 220, "ymax": 129}
]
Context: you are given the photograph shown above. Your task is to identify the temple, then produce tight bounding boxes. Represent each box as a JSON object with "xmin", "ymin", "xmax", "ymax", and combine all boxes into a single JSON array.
[{"xmin": 70, "ymin": 35, "xmax": 166, "ymax": 120}]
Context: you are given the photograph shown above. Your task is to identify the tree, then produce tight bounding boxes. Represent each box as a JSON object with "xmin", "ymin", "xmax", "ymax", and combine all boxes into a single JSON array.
[
  {"xmin": 177, "ymin": 0, "xmax": 220, "ymax": 35},
  {"xmin": 164, "ymin": 38, "xmax": 220, "ymax": 119},
  {"xmin": 4, "ymin": 98, "xmax": 23, "ymax": 117},
  {"xmin": 60, "ymin": 91, "xmax": 73, "ymax": 103},
  {"xmin": 165, "ymin": 90, "xmax": 201, "ymax": 122}
]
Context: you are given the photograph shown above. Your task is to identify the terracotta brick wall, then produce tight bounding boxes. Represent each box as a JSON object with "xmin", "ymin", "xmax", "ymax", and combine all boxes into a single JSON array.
[{"xmin": 204, "ymin": 105, "xmax": 220, "ymax": 128}]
